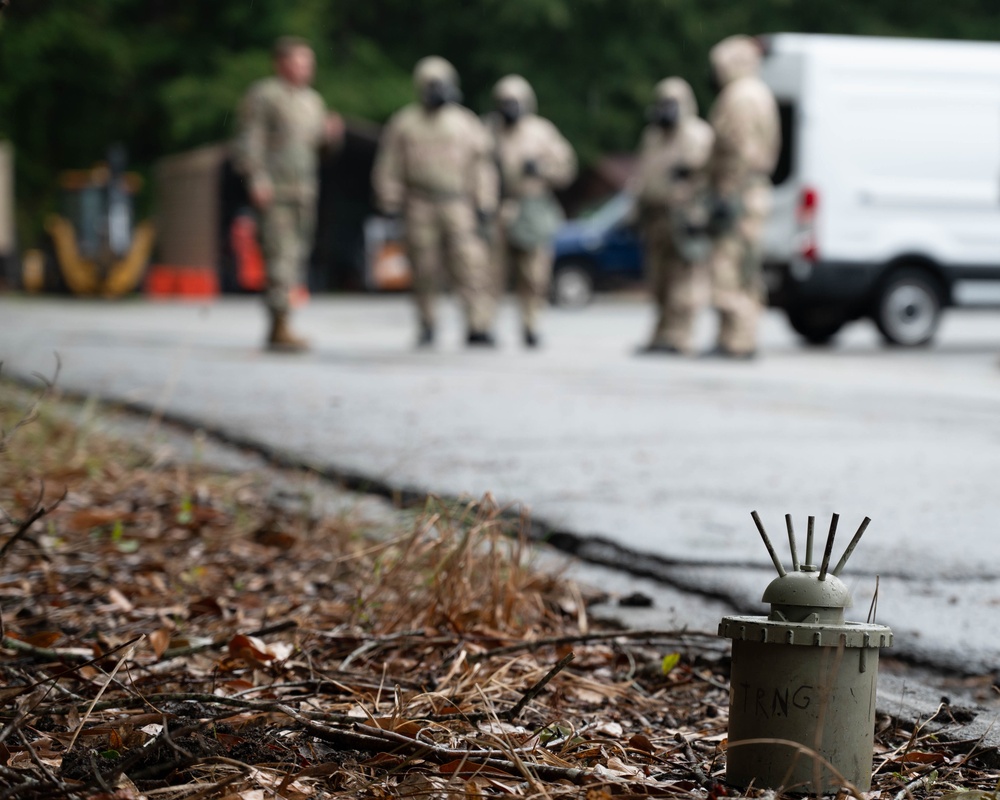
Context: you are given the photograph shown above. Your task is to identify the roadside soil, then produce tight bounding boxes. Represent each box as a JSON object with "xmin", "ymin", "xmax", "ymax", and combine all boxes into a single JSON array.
[{"xmin": 0, "ymin": 377, "xmax": 998, "ymax": 799}]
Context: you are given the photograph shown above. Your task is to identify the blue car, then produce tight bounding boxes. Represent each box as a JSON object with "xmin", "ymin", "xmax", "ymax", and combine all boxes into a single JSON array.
[{"xmin": 551, "ymin": 193, "xmax": 644, "ymax": 307}]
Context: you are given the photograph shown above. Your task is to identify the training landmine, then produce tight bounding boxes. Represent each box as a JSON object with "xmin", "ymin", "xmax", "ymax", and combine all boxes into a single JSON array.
[{"xmin": 719, "ymin": 512, "xmax": 892, "ymax": 794}]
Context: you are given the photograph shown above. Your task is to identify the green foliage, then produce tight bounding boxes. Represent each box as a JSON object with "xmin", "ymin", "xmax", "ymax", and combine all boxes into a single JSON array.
[
  {"xmin": 661, "ymin": 652, "xmax": 681, "ymax": 675},
  {"xmin": 3, "ymin": 0, "xmax": 1000, "ymax": 245}
]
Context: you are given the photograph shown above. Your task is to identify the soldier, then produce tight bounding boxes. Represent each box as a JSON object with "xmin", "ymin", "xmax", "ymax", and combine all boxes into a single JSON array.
[
  {"xmin": 233, "ymin": 36, "xmax": 344, "ymax": 352},
  {"xmin": 487, "ymin": 75, "xmax": 576, "ymax": 348},
  {"xmin": 632, "ymin": 77, "xmax": 715, "ymax": 355},
  {"xmin": 705, "ymin": 34, "xmax": 781, "ymax": 359},
  {"xmin": 372, "ymin": 56, "xmax": 499, "ymax": 347}
]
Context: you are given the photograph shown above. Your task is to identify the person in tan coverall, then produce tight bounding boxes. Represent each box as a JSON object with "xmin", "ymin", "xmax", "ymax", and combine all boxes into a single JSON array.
[
  {"xmin": 487, "ymin": 75, "xmax": 576, "ymax": 348},
  {"xmin": 632, "ymin": 77, "xmax": 715, "ymax": 355},
  {"xmin": 372, "ymin": 56, "xmax": 500, "ymax": 347},
  {"xmin": 233, "ymin": 36, "xmax": 344, "ymax": 352},
  {"xmin": 705, "ymin": 34, "xmax": 781, "ymax": 359}
]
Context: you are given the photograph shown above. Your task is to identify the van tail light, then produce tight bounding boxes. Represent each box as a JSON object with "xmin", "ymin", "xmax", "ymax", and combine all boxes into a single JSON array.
[
  {"xmin": 796, "ymin": 186, "xmax": 819, "ymax": 262},
  {"xmin": 797, "ymin": 187, "xmax": 818, "ymax": 223}
]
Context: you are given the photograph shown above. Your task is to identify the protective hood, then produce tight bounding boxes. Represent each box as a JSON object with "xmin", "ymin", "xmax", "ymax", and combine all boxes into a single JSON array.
[
  {"xmin": 652, "ymin": 77, "xmax": 698, "ymax": 118},
  {"xmin": 709, "ymin": 35, "xmax": 763, "ymax": 86},
  {"xmin": 412, "ymin": 55, "xmax": 459, "ymax": 93},
  {"xmin": 492, "ymin": 74, "xmax": 537, "ymax": 115}
]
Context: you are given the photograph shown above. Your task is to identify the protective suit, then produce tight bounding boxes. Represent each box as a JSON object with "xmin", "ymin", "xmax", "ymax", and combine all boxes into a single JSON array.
[
  {"xmin": 632, "ymin": 77, "xmax": 715, "ymax": 354},
  {"xmin": 706, "ymin": 34, "xmax": 781, "ymax": 358},
  {"xmin": 487, "ymin": 75, "xmax": 577, "ymax": 346},
  {"xmin": 372, "ymin": 56, "xmax": 500, "ymax": 346}
]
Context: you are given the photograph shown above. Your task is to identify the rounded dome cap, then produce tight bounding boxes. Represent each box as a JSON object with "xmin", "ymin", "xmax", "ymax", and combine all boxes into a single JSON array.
[{"xmin": 762, "ymin": 571, "xmax": 852, "ymax": 609}]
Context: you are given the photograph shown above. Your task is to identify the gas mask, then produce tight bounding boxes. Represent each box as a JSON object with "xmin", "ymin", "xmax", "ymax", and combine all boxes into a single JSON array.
[
  {"xmin": 497, "ymin": 97, "xmax": 522, "ymax": 126},
  {"xmin": 649, "ymin": 97, "xmax": 680, "ymax": 129},
  {"xmin": 421, "ymin": 78, "xmax": 451, "ymax": 110}
]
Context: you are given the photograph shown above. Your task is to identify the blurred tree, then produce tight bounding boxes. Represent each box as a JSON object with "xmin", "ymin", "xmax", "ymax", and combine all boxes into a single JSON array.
[{"xmin": 2, "ymin": 0, "xmax": 1000, "ymax": 246}]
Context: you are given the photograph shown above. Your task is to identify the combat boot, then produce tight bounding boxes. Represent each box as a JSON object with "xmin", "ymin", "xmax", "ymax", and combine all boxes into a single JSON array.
[
  {"xmin": 466, "ymin": 330, "xmax": 497, "ymax": 348},
  {"xmin": 416, "ymin": 322, "xmax": 435, "ymax": 348},
  {"xmin": 267, "ymin": 310, "xmax": 309, "ymax": 353},
  {"xmin": 701, "ymin": 345, "xmax": 756, "ymax": 361},
  {"xmin": 636, "ymin": 341, "xmax": 682, "ymax": 356}
]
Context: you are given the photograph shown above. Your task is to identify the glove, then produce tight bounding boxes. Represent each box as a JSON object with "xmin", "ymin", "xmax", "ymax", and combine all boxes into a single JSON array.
[
  {"xmin": 522, "ymin": 159, "xmax": 540, "ymax": 177},
  {"xmin": 708, "ymin": 197, "xmax": 737, "ymax": 235}
]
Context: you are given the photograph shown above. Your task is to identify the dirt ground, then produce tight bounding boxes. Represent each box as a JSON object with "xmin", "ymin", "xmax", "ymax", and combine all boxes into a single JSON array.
[{"xmin": 1, "ymin": 377, "xmax": 998, "ymax": 799}]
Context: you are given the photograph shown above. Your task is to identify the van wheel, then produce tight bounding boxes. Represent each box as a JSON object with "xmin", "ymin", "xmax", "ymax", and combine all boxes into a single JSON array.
[
  {"xmin": 551, "ymin": 263, "xmax": 594, "ymax": 308},
  {"xmin": 786, "ymin": 306, "xmax": 845, "ymax": 345},
  {"xmin": 873, "ymin": 268, "xmax": 943, "ymax": 346}
]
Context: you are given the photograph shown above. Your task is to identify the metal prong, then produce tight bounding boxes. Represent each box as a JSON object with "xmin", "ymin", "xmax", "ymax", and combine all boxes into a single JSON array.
[
  {"xmin": 752, "ymin": 510, "xmax": 786, "ymax": 578},
  {"xmin": 785, "ymin": 514, "xmax": 800, "ymax": 571},
  {"xmin": 819, "ymin": 513, "xmax": 839, "ymax": 581},
  {"xmin": 832, "ymin": 516, "xmax": 871, "ymax": 577},
  {"xmin": 805, "ymin": 516, "xmax": 815, "ymax": 566}
]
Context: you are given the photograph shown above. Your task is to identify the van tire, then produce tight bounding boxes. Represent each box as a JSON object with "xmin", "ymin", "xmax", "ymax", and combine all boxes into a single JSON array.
[
  {"xmin": 873, "ymin": 267, "xmax": 943, "ymax": 346},
  {"xmin": 786, "ymin": 306, "xmax": 846, "ymax": 345},
  {"xmin": 551, "ymin": 262, "xmax": 594, "ymax": 308}
]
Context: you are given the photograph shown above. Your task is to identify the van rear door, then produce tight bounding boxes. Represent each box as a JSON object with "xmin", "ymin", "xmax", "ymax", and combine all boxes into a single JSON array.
[{"xmin": 759, "ymin": 46, "xmax": 805, "ymax": 281}]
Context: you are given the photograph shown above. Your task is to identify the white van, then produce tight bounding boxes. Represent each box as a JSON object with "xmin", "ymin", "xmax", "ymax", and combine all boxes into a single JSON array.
[{"xmin": 759, "ymin": 33, "xmax": 1000, "ymax": 345}]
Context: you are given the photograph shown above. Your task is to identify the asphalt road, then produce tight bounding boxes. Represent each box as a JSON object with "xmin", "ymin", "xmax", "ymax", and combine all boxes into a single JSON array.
[{"xmin": 3, "ymin": 293, "xmax": 1000, "ymax": 675}]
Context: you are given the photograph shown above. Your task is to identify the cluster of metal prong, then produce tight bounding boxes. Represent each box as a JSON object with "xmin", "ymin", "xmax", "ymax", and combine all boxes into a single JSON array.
[{"xmin": 750, "ymin": 511, "xmax": 871, "ymax": 581}]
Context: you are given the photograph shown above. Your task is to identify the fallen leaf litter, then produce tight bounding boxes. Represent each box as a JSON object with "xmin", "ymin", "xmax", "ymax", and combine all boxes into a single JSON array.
[{"xmin": 1, "ymin": 379, "xmax": 998, "ymax": 799}]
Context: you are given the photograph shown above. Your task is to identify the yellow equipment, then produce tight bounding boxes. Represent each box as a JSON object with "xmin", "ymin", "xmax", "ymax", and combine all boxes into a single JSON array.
[{"xmin": 26, "ymin": 145, "xmax": 156, "ymax": 297}]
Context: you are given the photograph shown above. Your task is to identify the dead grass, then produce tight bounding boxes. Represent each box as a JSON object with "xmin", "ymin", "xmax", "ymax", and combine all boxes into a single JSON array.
[{"xmin": 0, "ymin": 377, "xmax": 998, "ymax": 799}]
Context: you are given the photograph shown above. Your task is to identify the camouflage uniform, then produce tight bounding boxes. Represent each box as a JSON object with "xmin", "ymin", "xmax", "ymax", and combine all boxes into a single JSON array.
[
  {"xmin": 233, "ymin": 74, "xmax": 329, "ymax": 319},
  {"xmin": 372, "ymin": 57, "xmax": 499, "ymax": 343},
  {"xmin": 487, "ymin": 75, "xmax": 577, "ymax": 344},
  {"xmin": 632, "ymin": 77, "xmax": 715, "ymax": 354},
  {"xmin": 706, "ymin": 34, "xmax": 781, "ymax": 357}
]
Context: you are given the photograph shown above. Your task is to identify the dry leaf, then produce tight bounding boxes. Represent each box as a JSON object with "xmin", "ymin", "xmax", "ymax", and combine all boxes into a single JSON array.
[
  {"xmin": 148, "ymin": 628, "xmax": 171, "ymax": 658},
  {"xmin": 254, "ymin": 526, "xmax": 299, "ymax": 549},
  {"xmin": 598, "ymin": 756, "xmax": 645, "ymax": 778},
  {"xmin": 228, "ymin": 634, "xmax": 275, "ymax": 663},
  {"xmin": 594, "ymin": 721, "xmax": 623, "ymax": 737},
  {"xmin": 365, "ymin": 717, "xmax": 423, "ymax": 738},
  {"xmin": 23, "ymin": 631, "xmax": 63, "ymax": 648},
  {"xmin": 188, "ymin": 596, "xmax": 224, "ymax": 618},
  {"xmin": 894, "ymin": 751, "xmax": 946, "ymax": 764},
  {"xmin": 65, "ymin": 508, "xmax": 128, "ymax": 532}
]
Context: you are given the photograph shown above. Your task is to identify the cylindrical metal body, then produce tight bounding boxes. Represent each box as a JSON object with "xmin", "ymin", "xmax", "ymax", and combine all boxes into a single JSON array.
[{"xmin": 720, "ymin": 616, "xmax": 892, "ymax": 793}]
